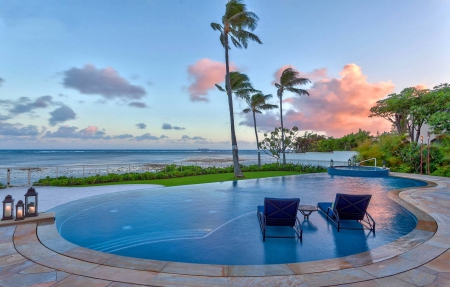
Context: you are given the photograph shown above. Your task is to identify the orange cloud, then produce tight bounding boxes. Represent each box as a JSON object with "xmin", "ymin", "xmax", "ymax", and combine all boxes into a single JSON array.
[
  {"xmin": 187, "ymin": 58, "xmax": 237, "ymax": 102},
  {"xmin": 241, "ymin": 63, "xmax": 395, "ymax": 137}
]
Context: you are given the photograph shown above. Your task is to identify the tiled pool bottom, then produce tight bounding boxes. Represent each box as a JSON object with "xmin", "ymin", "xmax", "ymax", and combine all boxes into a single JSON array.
[{"xmin": 2, "ymin": 172, "xmax": 450, "ymax": 286}]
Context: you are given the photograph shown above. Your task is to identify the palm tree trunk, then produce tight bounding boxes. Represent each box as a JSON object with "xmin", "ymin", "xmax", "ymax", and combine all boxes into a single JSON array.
[
  {"xmin": 278, "ymin": 91, "xmax": 286, "ymax": 164},
  {"xmin": 252, "ymin": 111, "xmax": 261, "ymax": 168},
  {"xmin": 224, "ymin": 33, "xmax": 243, "ymax": 177}
]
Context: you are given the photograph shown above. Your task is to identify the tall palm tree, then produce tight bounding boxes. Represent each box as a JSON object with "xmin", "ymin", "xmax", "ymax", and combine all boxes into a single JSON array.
[
  {"xmin": 211, "ymin": 0, "xmax": 262, "ymax": 177},
  {"xmin": 275, "ymin": 67, "xmax": 311, "ymax": 164},
  {"xmin": 242, "ymin": 93, "xmax": 278, "ymax": 168}
]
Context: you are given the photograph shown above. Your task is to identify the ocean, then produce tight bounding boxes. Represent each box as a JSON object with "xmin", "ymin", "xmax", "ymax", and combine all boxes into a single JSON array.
[{"xmin": 0, "ymin": 150, "xmax": 274, "ymax": 186}]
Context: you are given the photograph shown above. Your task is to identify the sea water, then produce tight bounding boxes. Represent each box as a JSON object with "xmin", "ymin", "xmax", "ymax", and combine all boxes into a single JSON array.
[{"xmin": 0, "ymin": 150, "xmax": 274, "ymax": 185}]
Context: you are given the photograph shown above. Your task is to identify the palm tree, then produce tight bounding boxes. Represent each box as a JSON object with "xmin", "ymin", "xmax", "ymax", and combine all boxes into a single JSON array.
[
  {"xmin": 275, "ymin": 67, "xmax": 311, "ymax": 164},
  {"xmin": 215, "ymin": 71, "xmax": 259, "ymax": 97},
  {"xmin": 242, "ymin": 93, "xmax": 278, "ymax": 168},
  {"xmin": 211, "ymin": 0, "xmax": 262, "ymax": 177}
]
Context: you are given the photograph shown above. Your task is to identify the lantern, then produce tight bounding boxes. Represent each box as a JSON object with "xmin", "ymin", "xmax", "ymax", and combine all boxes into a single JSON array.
[
  {"xmin": 2, "ymin": 195, "xmax": 15, "ymax": 221},
  {"xmin": 15, "ymin": 200, "xmax": 25, "ymax": 221},
  {"xmin": 330, "ymin": 159, "xmax": 334, "ymax": 167},
  {"xmin": 348, "ymin": 159, "xmax": 351, "ymax": 166},
  {"xmin": 382, "ymin": 160, "xmax": 386, "ymax": 169},
  {"xmin": 24, "ymin": 187, "xmax": 38, "ymax": 217}
]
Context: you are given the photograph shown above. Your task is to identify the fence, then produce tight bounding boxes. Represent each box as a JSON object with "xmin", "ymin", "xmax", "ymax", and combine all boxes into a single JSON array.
[{"xmin": 0, "ymin": 158, "xmax": 347, "ymax": 187}]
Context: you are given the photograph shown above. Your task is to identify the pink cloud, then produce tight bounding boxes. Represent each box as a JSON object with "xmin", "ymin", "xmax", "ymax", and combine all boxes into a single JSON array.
[
  {"xmin": 272, "ymin": 65, "xmax": 328, "ymax": 85},
  {"xmin": 80, "ymin": 126, "xmax": 98, "ymax": 136},
  {"xmin": 187, "ymin": 59, "xmax": 237, "ymax": 102},
  {"xmin": 415, "ymin": 84, "xmax": 427, "ymax": 90},
  {"xmin": 241, "ymin": 63, "xmax": 395, "ymax": 137}
]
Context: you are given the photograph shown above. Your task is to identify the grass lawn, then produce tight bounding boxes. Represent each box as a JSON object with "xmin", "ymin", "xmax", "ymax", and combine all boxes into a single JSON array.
[{"xmin": 91, "ymin": 171, "xmax": 306, "ymax": 187}]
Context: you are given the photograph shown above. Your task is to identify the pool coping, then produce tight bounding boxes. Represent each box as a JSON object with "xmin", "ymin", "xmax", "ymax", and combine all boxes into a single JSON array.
[{"xmin": 6, "ymin": 172, "xmax": 450, "ymax": 286}]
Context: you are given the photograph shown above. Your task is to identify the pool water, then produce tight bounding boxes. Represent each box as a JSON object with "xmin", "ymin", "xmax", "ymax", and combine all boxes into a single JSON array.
[{"xmin": 51, "ymin": 174, "xmax": 427, "ymax": 265}]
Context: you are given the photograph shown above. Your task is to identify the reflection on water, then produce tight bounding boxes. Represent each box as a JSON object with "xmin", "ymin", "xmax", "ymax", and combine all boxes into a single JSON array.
[{"xmin": 51, "ymin": 173, "xmax": 426, "ymax": 265}]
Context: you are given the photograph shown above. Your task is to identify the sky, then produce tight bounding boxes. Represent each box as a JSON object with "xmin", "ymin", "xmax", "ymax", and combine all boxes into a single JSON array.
[{"xmin": 1, "ymin": 0, "xmax": 449, "ymax": 149}]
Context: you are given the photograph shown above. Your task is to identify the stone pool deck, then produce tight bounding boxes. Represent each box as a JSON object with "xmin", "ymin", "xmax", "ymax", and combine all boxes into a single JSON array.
[{"xmin": 0, "ymin": 173, "xmax": 449, "ymax": 286}]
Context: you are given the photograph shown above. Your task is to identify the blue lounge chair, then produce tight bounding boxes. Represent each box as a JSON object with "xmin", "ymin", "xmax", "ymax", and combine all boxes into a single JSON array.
[
  {"xmin": 257, "ymin": 197, "xmax": 302, "ymax": 241},
  {"xmin": 318, "ymin": 193, "xmax": 375, "ymax": 233}
]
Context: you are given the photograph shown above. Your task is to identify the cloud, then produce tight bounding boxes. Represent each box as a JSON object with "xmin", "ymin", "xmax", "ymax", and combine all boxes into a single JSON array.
[
  {"xmin": 49, "ymin": 106, "xmax": 76, "ymax": 126},
  {"xmin": 187, "ymin": 58, "xmax": 237, "ymax": 102},
  {"xmin": 135, "ymin": 133, "xmax": 159, "ymax": 141},
  {"xmin": 162, "ymin": 123, "xmax": 186, "ymax": 130},
  {"xmin": 181, "ymin": 135, "xmax": 206, "ymax": 141},
  {"xmin": 136, "ymin": 123, "xmax": 147, "ymax": 129},
  {"xmin": 0, "ymin": 123, "xmax": 40, "ymax": 137},
  {"xmin": 241, "ymin": 64, "xmax": 395, "ymax": 137},
  {"xmin": 44, "ymin": 125, "xmax": 108, "ymax": 139},
  {"xmin": 0, "ymin": 77, "xmax": 4, "ymax": 86},
  {"xmin": 128, "ymin": 102, "xmax": 148, "ymax": 108},
  {"xmin": 113, "ymin": 134, "xmax": 134, "ymax": 139},
  {"xmin": 160, "ymin": 135, "xmax": 168, "ymax": 139},
  {"xmin": 0, "ymin": 114, "xmax": 11, "ymax": 121},
  {"xmin": 272, "ymin": 65, "xmax": 327, "ymax": 85},
  {"xmin": 5, "ymin": 96, "xmax": 55, "ymax": 115},
  {"xmin": 63, "ymin": 64, "xmax": 147, "ymax": 100}
]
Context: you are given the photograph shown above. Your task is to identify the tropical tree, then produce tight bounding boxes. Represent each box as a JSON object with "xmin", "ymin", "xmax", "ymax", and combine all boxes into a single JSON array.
[
  {"xmin": 211, "ymin": 0, "xmax": 262, "ymax": 177},
  {"xmin": 241, "ymin": 93, "xmax": 278, "ymax": 168},
  {"xmin": 259, "ymin": 126, "xmax": 299, "ymax": 161},
  {"xmin": 274, "ymin": 68, "xmax": 311, "ymax": 164},
  {"xmin": 215, "ymin": 71, "xmax": 259, "ymax": 98}
]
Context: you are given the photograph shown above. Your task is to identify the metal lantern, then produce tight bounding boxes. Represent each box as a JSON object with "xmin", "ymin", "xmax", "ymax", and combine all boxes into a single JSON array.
[
  {"xmin": 2, "ymin": 195, "xmax": 15, "ymax": 221},
  {"xmin": 348, "ymin": 159, "xmax": 351, "ymax": 166},
  {"xmin": 15, "ymin": 200, "xmax": 25, "ymax": 221},
  {"xmin": 330, "ymin": 159, "xmax": 334, "ymax": 167},
  {"xmin": 24, "ymin": 187, "xmax": 38, "ymax": 217},
  {"xmin": 382, "ymin": 160, "xmax": 386, "ymax": 169}
]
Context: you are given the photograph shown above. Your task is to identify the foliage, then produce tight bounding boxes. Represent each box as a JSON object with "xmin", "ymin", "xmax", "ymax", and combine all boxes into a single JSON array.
[
  {"xmin": 215, "ymin": 71, "xmax": 259, "ymax": 97},
  {"xmin": 33, "ymin": 162, "xmax": 325, "ymax": 187},
  {"xmin": 274, "ymin": 67, "xmax": 311, "ymax": 164},
  {"xmin": 211, "ymin": 0, "xmax": 262, "ymax": 177},
  {"xmin": 427, "ymin": 83, "xmax": 450, "ymax": 135},
  {"xmin": 259, "ymin": 126, "xmax": 299, "ymax": 160},
  {"xmin": 241, "ymin": 92, "xmax": 278, "ymax": 167},
  {"xmin": 356, "ymin": 133, "xmax": 450, "ymax": 175},
  {"xmin": 295, "ymin": 129, "xmax": 372, "ymax": 152},
  {"xmin": 369, "ymin": 83, "xmax": 450, "ymax": 141}
]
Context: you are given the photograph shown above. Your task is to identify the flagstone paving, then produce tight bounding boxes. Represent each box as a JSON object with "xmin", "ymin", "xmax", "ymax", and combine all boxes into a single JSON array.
[{"xmin": 0, "ymin": 173, "xmax": 449, "ymax": 286}]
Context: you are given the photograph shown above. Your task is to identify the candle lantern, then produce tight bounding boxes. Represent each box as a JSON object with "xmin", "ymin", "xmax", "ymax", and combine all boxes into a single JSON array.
[
  {"xmin": 2, "ymin": 195, "xmax": 15, "ymax": 221},
  {"xmin": 330, "ymin": 159, "xmax": 334, "ymax": 167},
  {"xmin": 348, "ymin": 159, "xmax": 351, "ymax": 166},
  {"xmin": 382, "ymin": 160, "xmax": 386, "ymax": 169},
  {"xmin": 15, "ymin": 200, "xmax": 25, "ymax": 221},
  {"xmin": 24, "ymin": 187, "xmax": 38, "ymax": 217}
]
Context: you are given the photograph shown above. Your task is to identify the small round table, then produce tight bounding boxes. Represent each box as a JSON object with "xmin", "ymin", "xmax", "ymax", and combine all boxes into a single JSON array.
[{"xmin": 298, "ymin": 205, "xmax": 318, "ymax": 220}]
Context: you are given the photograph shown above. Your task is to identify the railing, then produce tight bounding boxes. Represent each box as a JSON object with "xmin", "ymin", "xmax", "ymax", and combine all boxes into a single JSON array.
[
  {"xmin": 358, "ymin": 158, "xmax": 377, "ymax": 167},
  {"xmin": 0, "ymin": 159, "xmax": 347, "ymax": 187}
]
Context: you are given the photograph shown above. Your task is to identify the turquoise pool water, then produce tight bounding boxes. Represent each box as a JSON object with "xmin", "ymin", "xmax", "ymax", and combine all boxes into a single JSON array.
[{"xmin": 51, "ymin": 174, "xmax": 427, "ymax": 265}]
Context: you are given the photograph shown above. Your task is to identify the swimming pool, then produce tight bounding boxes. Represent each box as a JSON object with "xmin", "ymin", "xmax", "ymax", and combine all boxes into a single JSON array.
[{"xmin": 50, "ymin": 174, "xmax": 427, "ymax": 265}]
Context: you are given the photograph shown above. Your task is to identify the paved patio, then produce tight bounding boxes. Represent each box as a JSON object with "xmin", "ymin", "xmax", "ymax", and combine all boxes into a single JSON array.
[{"xmin": 0, "ymin": 173, "xmax": 449, "ymax": 286}]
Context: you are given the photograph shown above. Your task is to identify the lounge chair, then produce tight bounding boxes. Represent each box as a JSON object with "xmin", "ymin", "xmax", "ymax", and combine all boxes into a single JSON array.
[
  {"xmin": 317, "ymin": 193, "xmax": 375, "ymax": 232},
  {"xmin": 257, "ymin": 197, "xmax": 302, "ymax": 241}
]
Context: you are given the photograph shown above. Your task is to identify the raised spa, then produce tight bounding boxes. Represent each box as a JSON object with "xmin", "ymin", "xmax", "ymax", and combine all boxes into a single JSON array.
[
  {"xmin": 328, "ymin": 166, "xmax": 390, "ymax": 177},
  {"xmin": 50, "ymin": 174, "xmax": 426, "ymax": 265}
]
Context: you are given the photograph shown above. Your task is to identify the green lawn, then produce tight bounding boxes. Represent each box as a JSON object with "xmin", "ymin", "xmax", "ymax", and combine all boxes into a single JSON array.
[{"xmin": 91, "ymin": 171, "xmax": 306, "ymax": 187}]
